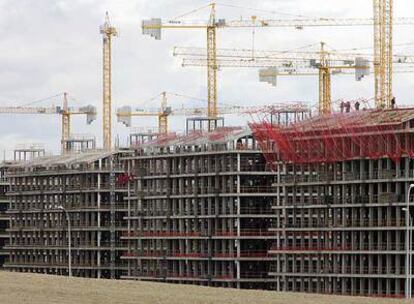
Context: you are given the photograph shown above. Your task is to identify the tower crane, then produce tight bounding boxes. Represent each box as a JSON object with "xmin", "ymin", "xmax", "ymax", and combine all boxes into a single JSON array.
[
  {"xmin": 142, "ymin": 1, "xmax": 414, "ymax": 117},
  {"xmin": 116, "ymin": 91, "xmax": 292, "ymax": 133},
  {"xmin": 117, "ymin": 92, "xmax": 171, "ymax": 134},
  {"xmin": 173, "ymin": 45, "xmax": 414, "ymax": 65},
  {"xmin": 100, "ymin": 12, "xmax": 117, "ymax": 150},
  {"xmin": 175, "ymin": 41, "xmax": 414, "ymax": 114},
  {"xmin": 175, "ymin": 42, "xmax": 372, "ymax": 115},
  {"xmin": 143, "ymin": 4, "xmax": 220, "ymax": 129},
  {"xmin": 0, "ymin": 93, "xmax": 96, "ymax": 153}
]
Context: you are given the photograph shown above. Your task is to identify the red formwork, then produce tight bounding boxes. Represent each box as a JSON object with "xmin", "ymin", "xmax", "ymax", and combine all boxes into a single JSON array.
[
  {"xmin": 248, "ymin": 122, "xmax": 279, "ymax": 170},
  {"xmin": 249, "ymin": 108, "xmax": 414, "ymax": 165}
]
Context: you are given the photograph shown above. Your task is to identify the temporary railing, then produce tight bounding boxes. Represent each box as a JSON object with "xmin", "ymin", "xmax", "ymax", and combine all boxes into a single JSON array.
[
  {"xmin": 139, "ymin": 164, "xmax": 271, "ymax": 176},
  {"xmin": 4, "ymin": 261, "xmax": 127, "ymax": 269},
  {"xmin": 270, "ymin": 242, "xmax": 406, "ymax": 251},
  {"xmin": 8, "ymin": 202, "xmax": 130, "ymax": 213},
  {"xmin": 138, "ymin": 185, "xmax": 276, "ymax": 197},
  {"xmin": 127, "ymin": 206, "xmax": 274, "ymax": 217},
  {"xmin": 275, "ymin": 218, "xmax": 406, "ymax": 229},
  {"xmin": 8, "ymin": 165, "xmax": 125, "ymax": 177},
  {"xmin": 8, "ymin": 182, "xmax": 128, "ymax": 193},
  {"xmin": 123, "ymin": 250, "xmax": 271, "ymax": 259},
  {"xmin": 279, "ymin": 169, "xmax": 413, "ymax": 184},
  {"xmin": 214, "ymin": 229, "xmax": 276, "ymax": 237},
  {"xmin": 278, "ymin": 193, "xmax": 405, "ymax": 207},
  {"xmin": 123, "ymin": 229, "xmax": 275, "ymax": 238},
  {"xmin": 8, "ymin": 222, "xmax": 127, "ymax": 230},
  {"xmin": 122, "ymin": 231, "xmax": 201, "ymax": 237},
  {"xmin": 6, "ymin": 240, "xmax": 127, "ymax": 248},
  {"xmin": 123, "ymin": 270, "xmax": 235, "ymax": 280},
  {"xmin": 272, "ymin": 266, "xmax": 406, "ymax": 275}
]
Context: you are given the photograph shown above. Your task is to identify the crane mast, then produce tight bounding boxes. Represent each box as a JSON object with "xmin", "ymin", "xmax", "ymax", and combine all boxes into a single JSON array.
[
  {"xmin": 159, "ymin": 92, "xmax": 169, "ymax": 134},
  {"xmin": 319, "ymin": 42, "xmax": 332, "ymax": 115},
  {"xmin": 374, "ymin": 0, "xmax": 393, "ymax": 108},
  {"xmin": 100, "ymin": 12, "xmax": 117, "ymax": 150},
  {"xmin": 61, "ymin": 92, "xmax": 71, "ymax": 153},
  {"xmin": 207, "ymin": 4, "xmax": 218, "ymax": 129}
]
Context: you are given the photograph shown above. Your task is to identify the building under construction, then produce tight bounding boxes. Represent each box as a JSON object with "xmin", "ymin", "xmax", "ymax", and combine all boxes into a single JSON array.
[
  {"xmin": 1, "ymin": 107, "xmax": 414, "ymax": 298},
  {"xmin": 4, "ymin": 151, "xmax": 130, "ymax": 278},
  {"xmin": 121, "ymin": 126, "xmax": 278, "ymax": 289},
  {"xmin": 250, "ymin": 107, "xmax": 414, "ymax": 297}
]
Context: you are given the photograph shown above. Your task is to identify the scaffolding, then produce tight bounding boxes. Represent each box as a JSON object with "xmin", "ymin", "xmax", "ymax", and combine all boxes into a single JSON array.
[
  {"xmin": 250, "ymin": 108, "xmax": 414, "ymax": 164},
  {"xmin": 121, "ymin": 127, "xmax": 279, "ymax": 289},
  {"xmin": 4, "ymin": 151, "xmax": 130, "ymax": 278},
  {"xmin": 250, "ymin": 107, "xmax": 414, "ymax": 297},
  {"xmin": 0, "ymin": 163, "xmax": 11, "ymax": 267}
]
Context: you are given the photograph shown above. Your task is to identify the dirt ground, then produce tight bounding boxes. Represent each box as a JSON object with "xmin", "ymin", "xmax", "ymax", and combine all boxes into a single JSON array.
[{"xmin": 0, "ymin": 271, "xmax": 412, "ymax": 304}]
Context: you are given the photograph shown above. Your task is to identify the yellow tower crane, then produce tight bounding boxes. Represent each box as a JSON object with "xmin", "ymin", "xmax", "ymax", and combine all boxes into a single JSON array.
[
  {"xmin": 116, "ymin": 92, "xmax": 276, "ymax": 133},
  {"xmin": 317, "ymin": 42, "xmax": 372, "ymax": 114},
  {"xmin": 142, "ymin": 2, "xmax": 414, "ymax": 115},
  {"xmin": 143, "ymin": 4, "xmax": 220, "ymax": 129},
  {"xmin": 175, "ymin": 43, "xmax": 372, "ymax": 115},
  {"xmin": 158, "ymin": 91, "xmax": 169, "ymax": 134},
  {"xmin": 319, "ymin": 42, "xmax": 332, "ymax": 114},
  {"xmin": 100, "ymin": 12, "xmax": 117, "ymax": 150},
  {"xmin": 117, "ymin": 91, "xmax": 171, "ymax": 134},
  {"xmin": 0, "ymin": 93, "xmax": 96, "ymax": 153}
]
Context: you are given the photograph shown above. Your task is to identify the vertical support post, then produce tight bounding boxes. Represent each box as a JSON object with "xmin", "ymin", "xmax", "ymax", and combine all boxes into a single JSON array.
[
  {"xmin": 109, "ymin": 155, "xmax": 116, "ymax": 279},
  {"xmin": 97, "ymin": 159, "xmax": 102, "ymax": 278},
  {"xmin": 410, "ymin": 217, "xmax": 413, "ymax": 299},
  {"xmin": 405, "ymin": 184, "xmax": 414, "ymax": 299},
  {"xmin": 126, "ymin": 158, "xmax": 132, "ymax": 277},
  {"xmin": 236, "ymin": 153, "xmax": 241, "ymax": 288},
  {"xmin": 58, "ymin": 206, "xmax": 72, "ymax": 277},
  {"xmin": 66, "ymin": 211, "xmax": 72, "ymax": 277}
]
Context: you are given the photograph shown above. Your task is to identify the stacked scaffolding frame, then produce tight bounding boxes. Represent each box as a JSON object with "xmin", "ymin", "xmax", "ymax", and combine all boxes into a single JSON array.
[
  {"xmin": 4, "ymin": 151, "xmax": 130, "ymax": 278},
  {"xmin": 121, "ymin": 127, "xmax": 279, "ymax": 289},
  {"xmin": 250, "ymin": 108, "xmax": 414, "ymax": 298},
  {"xmin": 0, "ymin": 163, "xmax": 11, "ymax": 267}
]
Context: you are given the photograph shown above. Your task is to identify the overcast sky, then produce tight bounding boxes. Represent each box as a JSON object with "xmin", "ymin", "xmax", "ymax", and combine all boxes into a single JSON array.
[{"xmin": 1, "ymin": 0, "xmax": 414, "ymax": 158}]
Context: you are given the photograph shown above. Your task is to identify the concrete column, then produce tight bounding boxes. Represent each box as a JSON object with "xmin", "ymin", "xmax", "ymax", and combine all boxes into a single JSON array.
[{"xmin": 97, "ymin": 159, "xmax": 102, "ymax": 278}]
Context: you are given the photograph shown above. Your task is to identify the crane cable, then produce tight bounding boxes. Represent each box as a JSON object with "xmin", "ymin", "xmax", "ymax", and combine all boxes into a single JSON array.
[
  {"xmin": 215, "ymin": 3, "xmax": 316, "ymax": 19},
  {"xmin": 17, "ymin": 93, "xmax": 64, "ymax": 107}
]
